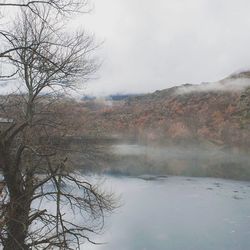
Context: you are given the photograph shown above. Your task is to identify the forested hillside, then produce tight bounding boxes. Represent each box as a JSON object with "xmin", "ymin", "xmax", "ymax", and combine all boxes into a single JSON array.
[{"xmin": 67, "ymin": 71, "xmax": 250, "ymax": 151}]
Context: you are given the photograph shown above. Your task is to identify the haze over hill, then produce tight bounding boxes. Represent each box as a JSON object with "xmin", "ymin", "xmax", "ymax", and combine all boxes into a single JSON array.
[
  {"xmin": 53, "ymin": 70, "xmax": 250, "ymax": 179},
  {"xmin": 75, "ymin": 70, "xmax": 250, "ymax": 148},
  {"xmin": 1, "ymin": 70, "xmax": 249, "ymax": 179}
]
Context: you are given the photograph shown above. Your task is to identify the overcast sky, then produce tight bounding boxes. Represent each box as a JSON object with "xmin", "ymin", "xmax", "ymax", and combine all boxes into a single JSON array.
[
  {"xmin": 1, "ymin": 0, "xmax": 250, "ymax": 96},
  {"xmin": 70, "ymin": 0, "xmax": 250, "ymax": 96}
]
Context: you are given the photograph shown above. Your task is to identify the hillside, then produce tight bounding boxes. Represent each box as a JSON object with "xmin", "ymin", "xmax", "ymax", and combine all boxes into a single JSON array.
[
  {"xmin": 73, "ymin": 71, "xmax": 250, "ymax": 151},
  {"xmin": 32, "ymin": 71, "xmax": 250, "ymax": 179}
]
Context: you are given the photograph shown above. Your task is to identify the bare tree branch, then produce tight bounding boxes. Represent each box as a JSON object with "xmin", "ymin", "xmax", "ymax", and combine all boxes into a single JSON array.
[{"xmin": 0, "ymin": 2, "xmax": 116, "ymax": 250}]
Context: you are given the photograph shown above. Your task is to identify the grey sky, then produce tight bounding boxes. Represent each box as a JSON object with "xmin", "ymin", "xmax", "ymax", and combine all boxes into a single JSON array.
[
  {"xmin": 1, "ymin": 0, "xmax": 250, "ymax": 96},
  {"xmin": 70, "ymin": 0, "xmax": 250, "ymax": 96}
]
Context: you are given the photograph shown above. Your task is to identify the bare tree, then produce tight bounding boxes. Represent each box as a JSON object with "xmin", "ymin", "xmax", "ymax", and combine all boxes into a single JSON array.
[
  {"xmin": 0, "ymin": 0, "xmax": 90, "ymax": 17},
  {"xmin": 0, "ymin": 3, "xmax": 115, "ymax": 250}
]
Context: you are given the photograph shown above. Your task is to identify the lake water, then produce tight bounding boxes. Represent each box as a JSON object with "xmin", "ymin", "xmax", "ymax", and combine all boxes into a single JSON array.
[{"xmin": 85, "ymin": 175, "xmax": 250, "ymax": 250}]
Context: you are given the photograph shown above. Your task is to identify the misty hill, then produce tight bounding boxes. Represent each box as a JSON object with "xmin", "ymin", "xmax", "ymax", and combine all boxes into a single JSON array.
[
  {"xmin": 2, "ymin": 71, "xmax": 249, "ymax": 179},
  {"xmin": 75, "ymin": 71, "xmax": 250, "ymax": 151}
]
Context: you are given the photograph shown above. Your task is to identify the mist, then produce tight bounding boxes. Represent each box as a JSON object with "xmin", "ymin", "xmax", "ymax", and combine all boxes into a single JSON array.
[
  {"xmin": 72, "ymin": 138, "xmax": 250, "ymax": 181},
  {"xmin": 175, "ymin": 77, "xmax": 250, "ymax": 95}
]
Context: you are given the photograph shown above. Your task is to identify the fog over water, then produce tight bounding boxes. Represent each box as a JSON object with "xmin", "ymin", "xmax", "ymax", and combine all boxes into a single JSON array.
[{"xmin": 106, "ymin": 144, "xmax": 250, "ymax": 180}]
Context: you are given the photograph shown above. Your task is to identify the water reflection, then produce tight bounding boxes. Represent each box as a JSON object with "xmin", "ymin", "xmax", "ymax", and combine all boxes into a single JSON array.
[
  {"xmin": 105, "ymin": 144, "xmax": 250, "ymax": 180},
  {"xmin": 86, "ymin": 176, "xmax": 250, "ymax": 250}
]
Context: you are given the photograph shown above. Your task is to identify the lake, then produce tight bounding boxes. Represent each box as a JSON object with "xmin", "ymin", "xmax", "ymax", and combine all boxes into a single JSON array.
[{"xmin": 85, "ymin": 175, "xmax": 250, "ymax": 250}]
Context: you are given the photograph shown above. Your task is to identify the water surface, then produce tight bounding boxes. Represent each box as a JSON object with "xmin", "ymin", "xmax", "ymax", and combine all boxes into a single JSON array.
[{"xmin": 86, "ymin": 175, "xmax": 250, "ymax": 250}]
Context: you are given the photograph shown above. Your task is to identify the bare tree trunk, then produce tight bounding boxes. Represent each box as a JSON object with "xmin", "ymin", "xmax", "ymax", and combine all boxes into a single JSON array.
[
  {"xmin": 4, "ymin": 195, "xmax": 30, "ymax": 250},
  {"xmin": 2, "ymin": 158, "xmax": 33, "ymax": 250}
]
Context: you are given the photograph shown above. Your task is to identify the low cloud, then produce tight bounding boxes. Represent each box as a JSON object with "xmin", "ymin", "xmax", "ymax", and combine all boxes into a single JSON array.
[{"xmin": 175, "ymin": 77, "xmax": 250, "ymax": 95}]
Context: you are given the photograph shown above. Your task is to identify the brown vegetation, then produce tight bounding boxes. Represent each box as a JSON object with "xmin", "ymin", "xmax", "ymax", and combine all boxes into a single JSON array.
[{"xmin": 60, "ymin": 82, "xmax": 250, "ymax": 151}]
